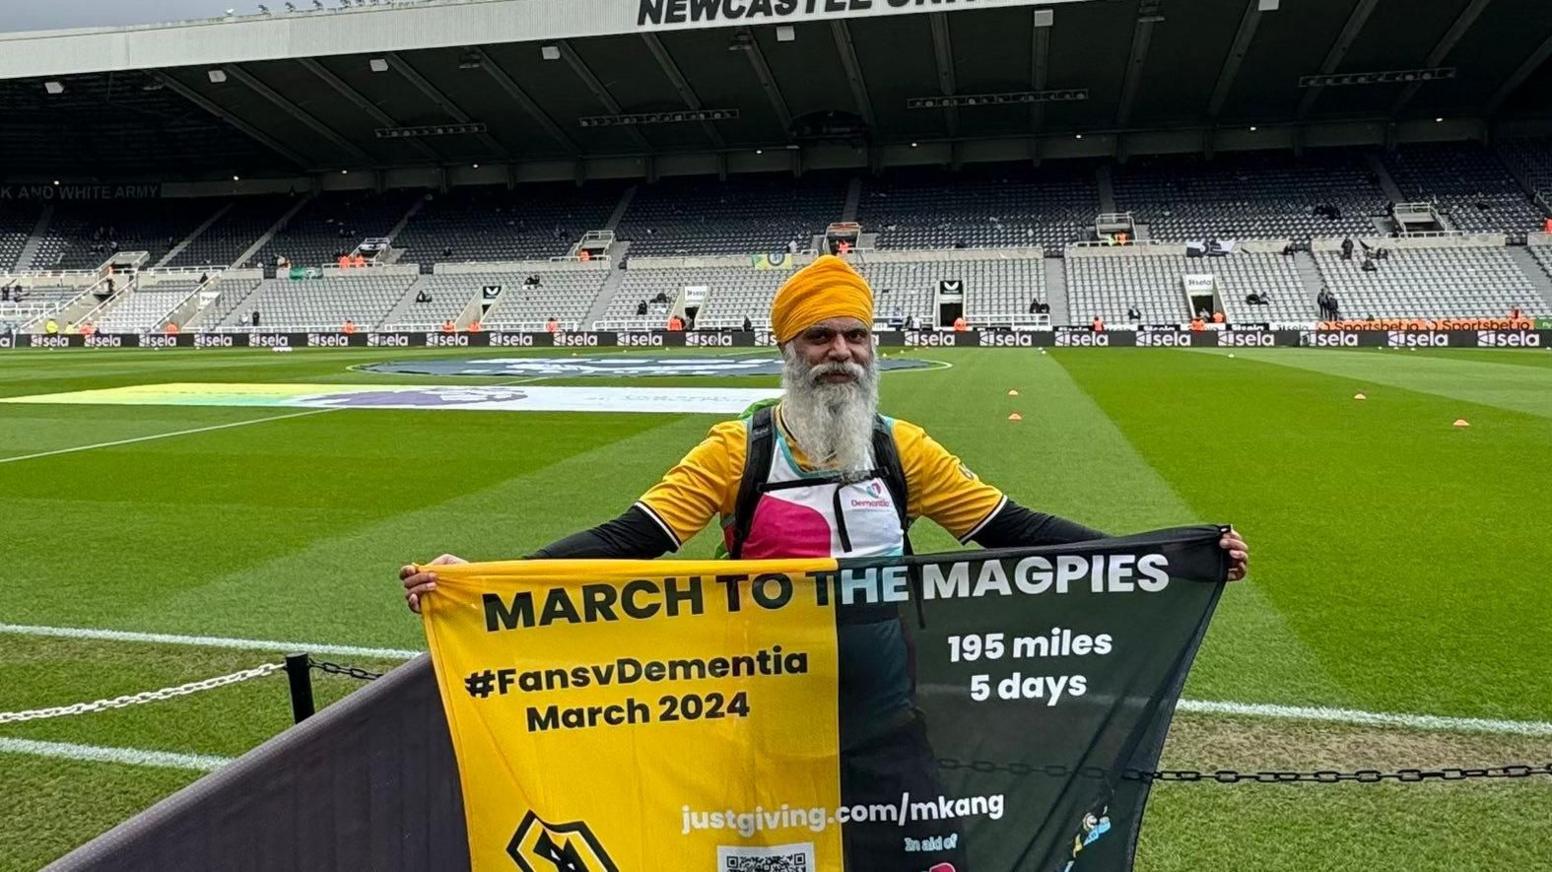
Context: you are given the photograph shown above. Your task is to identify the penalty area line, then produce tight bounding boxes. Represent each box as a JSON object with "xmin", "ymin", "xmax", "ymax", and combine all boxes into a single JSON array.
[
  {"xmin": 0, "ymin": 409, "xmax": 336, "ymax": 465},
  {"xmin": 0, "ymin": 737, "xmax": 232, "ymax": 772}
]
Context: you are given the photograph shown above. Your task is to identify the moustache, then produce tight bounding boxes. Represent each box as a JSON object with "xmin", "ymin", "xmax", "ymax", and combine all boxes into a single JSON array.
[{"xmin": 806, "ymin": 361, "xmax": 866, "ymax": 384}]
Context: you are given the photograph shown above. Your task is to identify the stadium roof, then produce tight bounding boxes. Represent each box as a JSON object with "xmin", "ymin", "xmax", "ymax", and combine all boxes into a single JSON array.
[{"xmin": 1, "ymin": 0, "xmax": 1549, "ymax": 181}]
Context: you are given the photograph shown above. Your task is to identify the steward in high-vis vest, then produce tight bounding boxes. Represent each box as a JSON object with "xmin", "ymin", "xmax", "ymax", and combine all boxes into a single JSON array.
[{"xmin": 400, "ymin": 255, "xmax": 1249, "ymax": 868}]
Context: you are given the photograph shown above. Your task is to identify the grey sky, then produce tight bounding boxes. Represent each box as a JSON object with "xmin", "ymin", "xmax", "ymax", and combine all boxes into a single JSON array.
[{"xmin": 0, "ymin": 0, "xmax": 244, "ymax": 34}]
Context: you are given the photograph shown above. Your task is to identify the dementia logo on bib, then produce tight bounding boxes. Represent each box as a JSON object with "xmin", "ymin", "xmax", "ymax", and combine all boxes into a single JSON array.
[
  {"xmin": 422, "ymin": 527, "xmax": 1225, "ymax": 871},
  {"xmin": 364, "ymin": 355, "xmax": 934, "ymax": 379}
]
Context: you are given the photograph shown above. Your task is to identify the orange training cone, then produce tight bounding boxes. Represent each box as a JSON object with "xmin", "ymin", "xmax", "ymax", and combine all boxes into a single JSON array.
[
  {"xmin": 1008, "ymin": 412, "xmax": 1023, "ymax": 422},
  {"xmin": 1453, "ymin": 419, "xmax": 1470, "ymax": 428}
]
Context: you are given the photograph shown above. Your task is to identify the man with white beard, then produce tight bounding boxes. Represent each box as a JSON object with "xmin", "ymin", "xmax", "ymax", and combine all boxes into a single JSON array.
[{"xmin": 401, "ymin": 254, "xmax": 1248, "ymax": 867}]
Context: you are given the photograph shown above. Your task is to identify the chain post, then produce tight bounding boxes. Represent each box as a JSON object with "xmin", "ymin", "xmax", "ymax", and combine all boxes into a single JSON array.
[{"xmin": 284, "ymin": 653, "xmax": 315, "ymax": 723}]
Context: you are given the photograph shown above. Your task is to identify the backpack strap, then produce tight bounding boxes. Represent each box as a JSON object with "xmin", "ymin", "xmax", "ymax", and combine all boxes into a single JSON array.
[
  {"xmin": 871, "ymin": 416, "xmax": 913, "ymax": 553},
  {"xmin": 728, "ymin": 405, "xmax": 777, "ymax": 560}
]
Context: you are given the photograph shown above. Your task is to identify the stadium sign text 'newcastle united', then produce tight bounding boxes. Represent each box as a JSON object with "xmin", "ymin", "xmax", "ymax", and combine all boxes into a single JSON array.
[{"xmin": 637, "ymin": 0, "xmax": 1049, "ymax": 28}]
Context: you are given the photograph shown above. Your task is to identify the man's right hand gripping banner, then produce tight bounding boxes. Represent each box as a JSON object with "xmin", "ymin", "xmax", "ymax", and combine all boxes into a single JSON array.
[{"xmin": 422, "ymin": 525, "xmax": 1226, "ymax": 872}]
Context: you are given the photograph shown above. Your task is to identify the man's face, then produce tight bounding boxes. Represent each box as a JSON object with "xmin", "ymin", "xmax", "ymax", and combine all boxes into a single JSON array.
[{"xmin": 785, "ymin": 317, "xmax": 873, "ymax": 384}]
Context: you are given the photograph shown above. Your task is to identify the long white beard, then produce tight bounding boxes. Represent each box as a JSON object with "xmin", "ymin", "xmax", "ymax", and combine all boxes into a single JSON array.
[{"xmin": 778, "ymin": 345, "xmax": 880, "ymax": 476}]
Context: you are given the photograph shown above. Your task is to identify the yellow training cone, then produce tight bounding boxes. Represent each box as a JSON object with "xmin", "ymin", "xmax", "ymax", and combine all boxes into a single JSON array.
[
  {"xmin": 1353, "ymin": 392, "xmax": 1367, "ymax": 400},
  {"xmin": 1453, "ymin": 419, "xmax": 1470, "ymax": 428},
  {"xmin": 1008, "ymin": 389, "xmax": 1020, "ymax": 396},
  {"xmin": 1008, "ymin": 412, "xmax": 1023, "ymax": 422}
]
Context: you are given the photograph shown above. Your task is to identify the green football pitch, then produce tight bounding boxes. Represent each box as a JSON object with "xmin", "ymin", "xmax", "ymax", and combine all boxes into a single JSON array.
[{"xmin": 2, "ymin": 345, "xmax": 1550, "ymax": 871}]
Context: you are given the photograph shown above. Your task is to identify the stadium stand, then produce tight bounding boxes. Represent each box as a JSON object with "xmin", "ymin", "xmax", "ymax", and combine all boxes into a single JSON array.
[
  {"xmin": 610, "ymin": 263, "xmax": 787, "ymax": 329},
  {"xmin": 0, "ymin": 203, "xmax": 41, "ymax": 271},
  {"xmin": 858, "ymin": 163, "xmax": 1098, "ymax": 255},
  {"xmin": 1499, "ymin": 138, "xmax": 1552, "ymax": 210},
  {"xmin": 380, "ymin": 275, "xmax": 481, "ymax": 331},
  {"xmin": 941, "ymin": 256, "xmax": 1047, "ymax": 324},
  {"xmin": 1381, "ymin": 143, "xmax": 1545, "ymax": 235},
  {"xmin": 92, "ymin": 276, "xmax": 204, "ymax": 333},
  {"xmin": 1111, "ymin": 150, "xmax": 1385, "ymax": 243},
  {"xmin": 394, "ymin": 183, "xmax": 624, "ymax": 265},
  {"xmin": 1528, "ymin": 242, "xmax": 1552, "ymax": 283},
  {"xmin": 1312, "ymin": 243, "xmax": 1548, "ymax": 320},
  {"xmin": 213, "ymin": 272, "xmax": 417, "ymax": 330},
  {"xmin": 31, "ymin": 199, "xmax": 216, "ymax": 270},
  {"xmin": 185, "ymin": 276, "xmax": 264, "ymax": 330},
  {"xmin": 616, "ymin": 174, "xmax": 847, "ymax": 257},
  {"xmin": 864, "ymin": 257, "xmax": 1019, "ymax": 324},
  {"xmin": 480, "ymin": 266, "xmax": 612, "ymax": 329},
  {"xmin": 0, "ymin": 275, "xmax": 97, "ymax": 330},
  {"xmin": 167, "ymin": 195, "xmax": 294, "ymax": 269},
  {"xmin": 253, "ymin": 191, "xmax": 419, "ymax": 269},
  {"xmin": 1063, "ymin": 248, "xmax": 1308, "ymax": 325}
]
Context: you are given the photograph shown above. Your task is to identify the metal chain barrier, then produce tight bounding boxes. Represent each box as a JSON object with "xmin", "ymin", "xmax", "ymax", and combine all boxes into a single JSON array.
[
  {"xmin": 307, "ymin": 657, "xmax": 382, "ymax": 681},
  {"xmin": 1133, "ymin": 763, "xmax": 1552, "ymax": 784},
  {"xmin": 937, "ymin": 758, "xmax": 1552, "ymax": 785},
  {"xmin": 0, "ymin": 662, "xmax": 282, "ymax": 725}
]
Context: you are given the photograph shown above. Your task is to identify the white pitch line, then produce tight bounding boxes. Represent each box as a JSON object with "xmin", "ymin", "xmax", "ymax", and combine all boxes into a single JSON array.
[
  {"xmin": 1176, "ymin": 699, "xmax": 1552, "ymax": 738},
  {"xmin": 0, "ymin": 623, "xmax": 420, "ymax": 661},
  {"xmin": 4, "ymin": 623, "xmax": 1549, "ymax": 737},
  {"xmin": 0, "ymin": 408, "xmax": 334, "ymax": 465},
  {"xmin": 0, "ymin": 737, "xmax": 232, "ymax": 771}
]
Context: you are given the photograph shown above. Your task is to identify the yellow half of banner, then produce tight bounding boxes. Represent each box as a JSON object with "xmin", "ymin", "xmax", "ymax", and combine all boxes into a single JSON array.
[{"xmin": 423, "ymin": 557, "xmax": 844, "ymax": 871}]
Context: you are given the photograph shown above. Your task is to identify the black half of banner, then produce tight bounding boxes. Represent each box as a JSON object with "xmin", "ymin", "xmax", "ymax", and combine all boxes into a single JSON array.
[{"xmin": 829, "ymin": 525, "xmax": 1226, "ymax": 872}]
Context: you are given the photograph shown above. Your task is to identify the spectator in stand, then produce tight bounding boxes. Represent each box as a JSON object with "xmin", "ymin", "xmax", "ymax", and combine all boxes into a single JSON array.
[
  {"xmin": 342, "ymin": 320, "xmax": 356, "ymax": 335},
  {"xmin": 251, "ymin": 310, "xmax": 261, "ymax": 328},
  {"xmin": 636, "ymin": 300, "xmax": 649, "ymax": 316},
  {"xmin": 415, "ymin": 289, "xmax": 432, "ymax": 304},
  {"xmin": 742, "ymin": 315, "xmax": 753, "ymax": 333},
  {"xmin": 546, "ymin": 318, "xmax": 559, "ymax": 333},
  {"xmin": 45, "ymin": 318, "xmax": 60, "ymax": 334},
  {"xmin": 1361, "ymin": 258, "xmax": 1377, "ymax": 273},
  {"xmin": 163, "ymin": 321, "xmax": 180, "ymax": 335},
  {"xmin": 667, "ymin": 314, "xmax": 685, "ymax": 331},
  {"xmin": 1, "ymin": 284, "xmax": 9, "ymax": 302},
  {"xmin": 468, "ymin": 320, "xmax": 482, "ymax": 333},
  {"xmin": 199, "ymin": 272, "xmax": 209, "ymax": 285},
  {"xmin": 80, "ymin": 322, "xmax": 95, "ymax": 336},
  {"xmin": 1328, "ymin": 295, "xmax": 1341, "ymax": 320},
  {"xmin": 1212, "ymin": 311, "xmax": 1225, "ymax": 324},
  {"xmin": 952, "ymin": 315, "xmax": 968, "ymax": 331},
  {"xmin": 1340, "ymin": 238, "xmax": 1354, "ymax": 261},
  {"xmin": 1091, "ymin": 315, "xmax": 1105, "ymax": 332},
  {"xmin": 1189, "ymin": 316, "xmax": 1205, "ymax": 332},
  {"xmin": 787, "ymin": 239, "xmax": 799, "ymax": 256},
  {"xmin": 441, "ymin": 319, "xmax": 456, "ymax": 333},
  {"xmin": 1126, "ymin": 305, "xmax": 1141, "ymax": 322},
  {"xmin": 1028, "ymin": 298, "xmax": 1042, "ymax": 315}
]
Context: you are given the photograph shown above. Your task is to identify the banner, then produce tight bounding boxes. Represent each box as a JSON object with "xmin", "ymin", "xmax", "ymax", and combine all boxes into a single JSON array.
[
  {"xmin": 752, "ymin": 252, "xmax": 794, "ymax": 271},
  {"xmin": 938, "ymin": 279, "xmax": 965, "ymax": 299},
  {"xmin": 423, "ymin": 527, "xmax": 1226, "ymax": 871}
]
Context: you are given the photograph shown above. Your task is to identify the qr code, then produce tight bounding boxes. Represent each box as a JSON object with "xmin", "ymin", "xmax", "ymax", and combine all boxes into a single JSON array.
[{"xmin": 717, "ymin": 842, "xmax": 814, "ymax": 872}]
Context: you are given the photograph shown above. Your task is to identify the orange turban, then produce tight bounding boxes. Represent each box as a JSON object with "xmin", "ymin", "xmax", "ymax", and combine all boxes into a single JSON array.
[{"xmin": 770, "ymin": 255, "xmax": 874, "ymax": 344}]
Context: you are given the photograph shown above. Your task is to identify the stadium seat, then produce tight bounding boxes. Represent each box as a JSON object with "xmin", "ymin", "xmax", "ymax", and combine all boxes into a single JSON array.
[
  {"xmin": 1112, "ymin": 150, "xmax": 1386, "ymax": 243},
  {"xmin": 616, "ymin": 174, "xmax": 847, "ymax": 257},
  {"xmin": 393, "ymin": 183, "xmax": 626, "ymax": 264},
  {"xmin": 1312, "ymin": 244, "xmax": 1548, "ymax": 320},
  {"xmin": 858, "ymin": 163, "xmax": 1099, "ymax": 256},
  {"xmin": 1382, "ymin": 143, "xmax": 1545, "ymax": 235}
]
